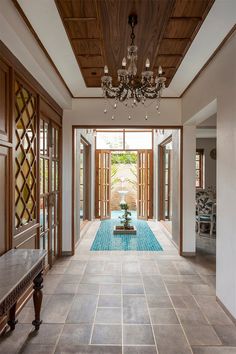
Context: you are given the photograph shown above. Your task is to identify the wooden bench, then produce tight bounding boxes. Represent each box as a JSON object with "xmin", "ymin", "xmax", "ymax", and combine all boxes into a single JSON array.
[{"xmin": 0, "ymin": 249, "xmax": 46, "ymax": 331}]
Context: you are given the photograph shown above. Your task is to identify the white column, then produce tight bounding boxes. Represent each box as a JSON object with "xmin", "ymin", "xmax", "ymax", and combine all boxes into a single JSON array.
[
  {"xmin": 216, "ymin": 93, "xmax": 236, "ymax": 318},
  {"xmin": 182, "ymin": 125, "xmax": 196, "ymax": 254}
]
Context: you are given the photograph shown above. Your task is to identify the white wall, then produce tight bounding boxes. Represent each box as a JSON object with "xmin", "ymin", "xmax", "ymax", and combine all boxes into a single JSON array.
[
  {"xmin": 182, "ymin": 31, "xmax": 236, "ymax": 318},
  {"xmin": 182, "ymin": 125, "xmax": 196, "ymax": 253},
  {"xmin": 62, "ymin": 123, "xmax": 95, "ymax": 252},
  {"xmin": 64, "ymin": 98, "xmax": 182, "ymax": 126}
]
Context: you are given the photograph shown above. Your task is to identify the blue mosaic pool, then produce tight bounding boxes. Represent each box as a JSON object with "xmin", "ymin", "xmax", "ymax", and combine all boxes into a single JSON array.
[{"xmin": 90, "ymin": 218, "xmax": 163, "ymax": 252}]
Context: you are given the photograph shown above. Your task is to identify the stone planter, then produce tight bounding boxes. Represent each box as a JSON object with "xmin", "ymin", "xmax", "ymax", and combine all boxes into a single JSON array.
[{"xmin": 113, "ymin": 225, "xmax": 137, "ymax": 235}]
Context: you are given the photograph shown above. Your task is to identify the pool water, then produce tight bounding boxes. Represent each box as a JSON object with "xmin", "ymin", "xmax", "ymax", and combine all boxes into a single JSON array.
[{"xmin": 90, "ymin": 215, "xmax": 163, "ymax": 252}]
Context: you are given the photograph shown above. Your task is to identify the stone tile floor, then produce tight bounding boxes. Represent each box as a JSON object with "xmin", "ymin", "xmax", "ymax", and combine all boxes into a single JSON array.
[{"xmin": 1, "ymin": 221, "xmax": 236, "ymax": 354}]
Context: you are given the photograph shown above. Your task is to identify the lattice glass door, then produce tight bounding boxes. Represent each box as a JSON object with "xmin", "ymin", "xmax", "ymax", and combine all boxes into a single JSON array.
[
  {"xmin": 15, "ymin": 80, "xmax": 37, "ymax": 231},
  {"xmin": 40, "ymin": 117, "xmax": 60, "ymax": 266},
  {"xmin": 95, "ymin": 150, "xmax": 111, "ymax": 219},
  {"xmin": 137, "ymin": 150, "xmax": 153, "ymax": 220}
]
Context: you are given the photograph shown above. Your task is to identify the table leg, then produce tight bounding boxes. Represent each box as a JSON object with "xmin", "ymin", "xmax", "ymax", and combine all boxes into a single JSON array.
[
  {"xmin": 32, "ymin": 271, "xmax": 43, "ymax": 330},
  {"xmin": 8, "ymin": 302, "xmax": 18, "ymax": 330}
]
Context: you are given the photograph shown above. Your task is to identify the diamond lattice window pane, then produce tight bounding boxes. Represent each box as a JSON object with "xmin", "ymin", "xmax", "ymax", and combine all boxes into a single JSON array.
[
  {"xmin": 22, "ymin": 160, "xmax": 30, "ymax": 178},
  {"xmin": 22, "ymin": 110, "xmax": 30, "ymax": 128},
  {"xmin": 16, "ymin": 172, "xmax": 24, "ymax": 191}
]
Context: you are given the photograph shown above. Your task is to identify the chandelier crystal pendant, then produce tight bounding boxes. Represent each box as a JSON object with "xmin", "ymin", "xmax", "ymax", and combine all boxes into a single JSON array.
[{"xmin": 101, "ymin": 14, "xmax": 166, "ymax": 119}]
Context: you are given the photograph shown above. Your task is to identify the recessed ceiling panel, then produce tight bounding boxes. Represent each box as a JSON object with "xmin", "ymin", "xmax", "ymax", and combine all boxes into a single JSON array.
[{"xmin": 55, "ymin": 0, "xmax": 214, "ymax": 88}]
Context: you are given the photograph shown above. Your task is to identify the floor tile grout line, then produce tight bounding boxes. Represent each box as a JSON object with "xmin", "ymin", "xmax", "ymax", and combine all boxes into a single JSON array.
[
  {"xmin": 163, "ymin": 278, "xmax": 195, "ymax": 354},
  {"xmin": 140, "ymin": 270, "xmax": 159, "ymax": 354},
  {"xmin": 89, "ymin": 284, "xmax": 101, "ymax": 345},
  {"xmin": 121, "ymin": 275, "xmax": 124, "ymax": 354},
  {"xmin": 190, "ymin": 293, "xmax": 212, "ymax": 326},
  {"xmin": 52, "ymin": 321, "xmax": 65, "ymax": 354}
]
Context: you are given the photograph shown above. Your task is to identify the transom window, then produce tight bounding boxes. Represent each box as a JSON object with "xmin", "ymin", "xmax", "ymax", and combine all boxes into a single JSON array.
[{"xmin": 96, "ymin": 129, "xmax": 153, "ymax": 150}]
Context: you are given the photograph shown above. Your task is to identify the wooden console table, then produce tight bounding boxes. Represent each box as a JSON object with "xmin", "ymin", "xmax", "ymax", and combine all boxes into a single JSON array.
[{"xmin": 0, "ymin": 249, "xmax": 46, "ymax": 331}]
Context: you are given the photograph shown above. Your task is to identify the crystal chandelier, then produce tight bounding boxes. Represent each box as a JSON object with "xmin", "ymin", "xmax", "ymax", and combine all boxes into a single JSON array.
[{"xmin": 101, "ymin": 14, "xmax": 166, "ymax": 120}]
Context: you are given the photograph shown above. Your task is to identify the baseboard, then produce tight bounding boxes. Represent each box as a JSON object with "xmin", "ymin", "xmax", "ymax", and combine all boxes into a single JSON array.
[
  {"xmin": 182, "ymin": 252, "xmax": 196, "ymax": 257},
  {"xmin": 216, "ymin": 296, "xmax": 236, "ymax": 324},
  {"xmin": 61, "ymin": 251, "xmax": 73, "ymax": 256}
]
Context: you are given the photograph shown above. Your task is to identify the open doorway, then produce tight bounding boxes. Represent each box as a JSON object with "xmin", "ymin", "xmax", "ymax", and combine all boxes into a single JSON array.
[
  {"xmin": 195, "ymin": 115, "xmax": 217, "ymax": 256},
  {"xmin": 72, "ymin": 126, "xmax": 182, "ymax": 254},
  {"xmin": 72, "ymin": 130, "xmax": 92, "ymax": 250},
  {"xmin": 157, "ymin": 129, "xmax": 181, "ymax": 248}
]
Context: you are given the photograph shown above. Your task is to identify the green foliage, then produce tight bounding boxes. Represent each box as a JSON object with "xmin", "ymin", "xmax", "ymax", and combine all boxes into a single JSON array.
[
  {"xmin": 111, "ymin": 152, "xmax": 137, "ymax": 165},
  {"xmin": 111, "ymin": 164, "xmax": 119, "ymax": 190},
  {"xmin": 119, "ymin": 202, "xmax": 132, "ymax": 229},
  {"xmin": 126, "ymin": 165, "xmax": 138, "ymax": 192}
]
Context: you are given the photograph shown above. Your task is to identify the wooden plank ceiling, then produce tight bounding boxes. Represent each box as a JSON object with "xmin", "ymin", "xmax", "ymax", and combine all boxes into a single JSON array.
[{"xmin": 56, "ymin": 0, "xmax": 214, "ymax": 89}]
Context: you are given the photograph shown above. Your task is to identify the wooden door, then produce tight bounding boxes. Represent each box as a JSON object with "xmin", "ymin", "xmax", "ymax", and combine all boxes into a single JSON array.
[
  {"xmin": 39, "ymin": 117, "xmax": 60, "ymax": 267},
  {"xmin": 95, "ymin": 150, "xmax": 111, "ymax": 219},
  {"xmin": 137, "ymin": 150, "xmax": 153, "ymax": 220}
]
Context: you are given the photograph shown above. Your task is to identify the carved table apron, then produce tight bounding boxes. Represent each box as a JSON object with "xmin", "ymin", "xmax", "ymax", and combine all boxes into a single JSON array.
[{"xmin": 0, "ymin": 249, "xmax": 46, "ymax": 331}]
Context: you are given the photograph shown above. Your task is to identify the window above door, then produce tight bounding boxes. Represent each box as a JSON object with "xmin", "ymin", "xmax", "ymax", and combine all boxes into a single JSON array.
[{"xmin": 96, "ymin": 129, "xmax": 153, "ymax": 150}]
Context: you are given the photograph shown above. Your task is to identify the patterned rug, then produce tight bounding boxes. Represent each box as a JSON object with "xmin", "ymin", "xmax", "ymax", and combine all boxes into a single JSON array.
[{"xmin": 90, "ymin": 219, "xmax": 163, "ymax": 251}]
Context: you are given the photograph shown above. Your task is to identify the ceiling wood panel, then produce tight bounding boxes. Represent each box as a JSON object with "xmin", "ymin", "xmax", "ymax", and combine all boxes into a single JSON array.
[
  {"xmin": 164, "ymin": 18, "xmax": 201, "ymax": 38},
  {"xmin": 72, "ymin": 39, "xmax": 102, "ymax": 55},
  {"xmin": 78, "ymin": 55, "xmax": 104, "ymax": 68},
  {"xmin": 66, "ymin": 20, "xmax": 100, "ymax": 39},
  {"xmin": 159, "ymin": 39, "xmax": 190, "ymax": 55},
  {"xmin": 172, "ymin": 0, "xmax": 211, "ymax": 17},
  {"xmin": 56, "ymin": 0, "xmax": 214, "ymax": 88}
]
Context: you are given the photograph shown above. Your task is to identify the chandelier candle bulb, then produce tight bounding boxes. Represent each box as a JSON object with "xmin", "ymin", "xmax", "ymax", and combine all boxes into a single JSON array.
[
  {"xmin": 158, "ymin": 66, "xmax": 163, "ymax": 75},
  {"xmin": 104, "ymin": 65, "xmax": 109, "ymax": 74},
  {"xmin": 145, "ymin": 58, "xmax": 150, "ymax": 69},
  {"xmin": 122, "ymin": 57, "xmax": 127, "ymax": 67}
]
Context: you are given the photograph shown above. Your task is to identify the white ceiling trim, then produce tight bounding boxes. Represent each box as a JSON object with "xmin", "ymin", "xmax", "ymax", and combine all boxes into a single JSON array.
[
  {"xmin": 14, "ymin": 0, "xmax": 236, "ymax": 98},
  {"xmin": 171, "ymin": 0, "xmax": 236, "ymax": 96},
  {"xmin": 0, "ymin": 0, "xmax": 71, "ymax": 108}
]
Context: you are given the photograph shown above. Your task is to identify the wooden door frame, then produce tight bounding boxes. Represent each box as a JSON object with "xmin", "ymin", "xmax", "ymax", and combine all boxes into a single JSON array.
[
  {"xmin": 95, "ymin": 149, "xmax": 111, "ymax": 220},
  {"xmin": 137, "ymin": 150, "xmax": 153, "ymax": 220},
  {"xmin": 72, "ymin": 125, "xmax": 183, "ymax": 256},
  {"xmin": 72, "ymin": 128, "xmax": 92, "ymax": 254},
  {"xmin": 158, "ymin": 135, "xmax": 172, "ymax": 221},
  {"xmin": 39, "ymin": 115, "xmax": 62, "ymax": 267},
  {"xmin": 80, "ymin": 136, "xmax": 91, "ymax": 227}
]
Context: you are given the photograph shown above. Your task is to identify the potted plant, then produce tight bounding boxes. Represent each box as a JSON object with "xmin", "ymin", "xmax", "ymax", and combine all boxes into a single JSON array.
[
  {"xmin": 119, "ymin": 202, "xmax": 132, "ymax": 229},
  {"xmin": 113, "ymin": 202, "xmax": 137, "ymax": 234}
]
